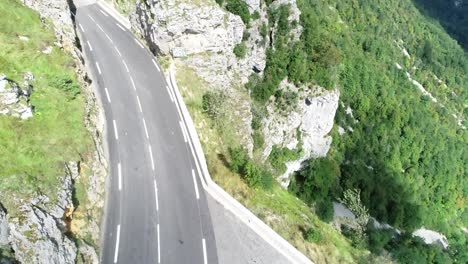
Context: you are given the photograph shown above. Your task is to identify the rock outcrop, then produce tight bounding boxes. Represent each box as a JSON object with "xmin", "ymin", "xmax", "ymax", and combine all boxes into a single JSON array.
[
  {"xmin": 0, "ymin": 1, "xmax": 107, "ymax": 263},
  {"xmin": 262, "ymin": 80, "xmax": 340, "ymax": 187},
  {"xmin": 0, "ymin": 74, "xmax": 34, "ymax": 120}
]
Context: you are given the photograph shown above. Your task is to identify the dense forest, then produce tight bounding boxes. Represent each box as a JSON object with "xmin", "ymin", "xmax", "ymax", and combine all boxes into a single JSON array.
[{"xmin": 234, "ymin": 0, "xmax": 467, "ymax": 262}]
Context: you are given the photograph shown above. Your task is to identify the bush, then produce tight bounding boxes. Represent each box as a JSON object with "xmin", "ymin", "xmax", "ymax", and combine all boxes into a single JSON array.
[
  {"xmin": 260, "ymin": 23, "xmax": 268, "ymax": 39},
  {"xmin": 228, "ymin": 147, "xmax": 248, "ymax": 173},
  {"xmin": 316, "ymin": 199, "xmax": 334, "ymax": 222},
  {"xmin": 51, "ymin": 76, "xmax": 80, "ymax": 99},
  {"xmin": 366, "ymin": 226, "xmax": 393, "ymax": 254},
  {"xmin": 304, "ymin": 227, "xmax": 323, "ymax": 243},
  {"xmin": 252, "ymin": 11, "xmax": 260, "ymax": 20},
  {"xmin": 225, "ymin": 0, "xmax": 250, "ymax": 24},
  {"xmin": 233, "ymin": 42, "xmax": 247, "ymax": 58},
  {"xmin": 228, "ymin": 147, "xmax": 273, "ymax": 189},
  {"xmin": 268, "ymin": 145, "xmax": 302, "ymax": 173},
  {"xmin": 202, "ymin": 91, "xmax": 225, "ymax": 121},
  {"xmin": 252, "ymin": 130, "xmax": 264, "ymax": 150}
]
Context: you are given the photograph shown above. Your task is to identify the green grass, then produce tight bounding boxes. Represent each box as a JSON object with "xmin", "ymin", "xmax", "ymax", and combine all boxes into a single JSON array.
[
  {"xmin": 175, "ymin": 64, "xmax": 376, "ymax": 263},
  {"xmin": 0, "ymin": 0, "xmax": 92, "ymax": 215}
]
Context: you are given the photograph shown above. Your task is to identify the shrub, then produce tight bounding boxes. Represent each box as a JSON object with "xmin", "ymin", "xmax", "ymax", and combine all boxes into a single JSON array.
[
  {"xmin": 202, "ymin": 91, "xmax": 225, "ymax": 121},
  {"xmin": 228, "ymin": 147, "xmax": 248, "ymax": 173},
  {"xmin": 252, "ymin": 130, "xmax": 264, "ymax": 150},
  {"xmin": 252, "ymin": 11, "xmax": 260, "ymax": 20},
  {"xmin": 304, "ymin": 227, "xmax": 322, "ymax": 243},
  {"xmin": 51, "ymin": 76, "xmax": 80, "ymax": 99},
  {"xmin": 260, "ymin": 23, "xmax": 268, "ymax": 39},
  {"xmin": 225, "ymin": 0, "xmax": 250, "ymax": 24},
  {"xmin": 316, "ymin": 199, "xmax": 334, "ymax": 222},
  {"xmin": 233, "ymin": 42, "xmax": 247, "ymax": 58},
  {"xmin": 268, "ymin": 145, "xmax": 302, "ymax": 173}
]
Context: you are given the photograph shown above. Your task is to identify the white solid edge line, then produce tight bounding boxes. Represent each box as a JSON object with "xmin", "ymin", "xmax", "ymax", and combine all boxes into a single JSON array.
[
  {"xmin": 116, "ymin": 23, "xmax": 126, "ymax": 31},
  {"xmin": 87, "ymin": 41, "xmax": 93, "ymax": 51},
  {"xmin": 148, "ymin": 145, "xmax": 155, "ymax": 171},
  {"xmin": 165, "ymin": 85, "xmax": 174, "ymax": 102},
  {"xmin": 113, "ymin": 120, "xmax": 118, "ymax": 140},
  {"xmin": 179, "ymin": 121, "xmax": 188, "ymax": 143},
  {"xmin": 152, "ymin": 59, "xmax": 160, "ymax": 72},
  {"xmin": 114, "ymin": 46, "xmax": 122, "ymax": 56},
  {"xmin": 154, "ymin": 180, "xmax": 159, "ymax": 211},
  {"xmin": 157, "ymin": 224, "xmax": 161, "ymax": 264},
  {"xmin": 100, "ymin": 9, "xmax": 109, "ymax": 17},
  {"xmin": 135, "ymin": 38, "xmax": 144, "ymax": 48},
  {"xmin": 191, "ymin": 169, "xmax": 200, "ymax": 200},
  {"xmin": 122, "ymin": 60, "xmax": 129, "ymax": 73},
  {"xmin": 79, "ymin": 23, "xmax": 84, "ymax": 32},
  {"xmin": 142, "ymin": 118, "xmax": 149, "ymax": 139},
  {"xmin": 96, "ymin": 62, "xmax": 101, "ymax": 75},
  {"xmin": 118, "ymin": 163, "xmax": 122, "ymax": 191},
  {"xmin": 202, "ymin": 238, "xmax": 207, "ymax": 264},
  {"xmin": 136, "ymin": 96, "xmax": 143, "ymax": 113},
  {"xmin": 130, "ymin": 76, "xmax": 136, "ymax": 90},
  {"xmin": 87, "ymin": 14, "xmax": 95, "ymax": 22},
  {"xmin": 113, "ymin": 225, "xmax": 121, "ymax": 263},
  {"xmin": 105, "ymin": 88, "xmax": 111, "ymax": 103}
]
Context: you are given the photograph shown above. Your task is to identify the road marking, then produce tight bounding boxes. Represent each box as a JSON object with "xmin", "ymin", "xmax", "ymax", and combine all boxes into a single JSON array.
[
  {"xmin": 96, "ymin": 62, "xmax": 101, "ymax": 75},
  {"xmin": 165, "ymin": 85, "xmax": 174, "ymax": 102},
  {"xmin": 114, "ymin": 46, "xmax": 122, "ymax": 56},
  {"xmin": 97, "ymin": 24, "xmax": 104, "ymax": 32},
  {"xmin": 87, "ymin": 14, "xmax": 95, "ymax": 22},
  {"xmin": 191, "ymin": 169, "xmax": 200, "ymax": 200},
  {"xmin": 136, "ymin": 96, "xmax": 143, "ymax": 113},
  {"xmin": 105, "ymin": 87, "xmax": 111, "ymax": 103},
  {"xmin": 79, "ymin": 23, "xmax": 84, "ymax": 32},
  {"xmin": 130, "ymin": 76, "xmax": 136, "ymax": 90},
  {"xmin": 113, "ymin": 120, "xmax": 119, "ymax": 140},
  {"xmin": 154, "ymin": 180, "xmax": 159, "ymax": 211},
  {"xmin": 105, "ymin": 33, "xmax": 113, "ymax": 44},
  {"xmin": 148, "ymin": 145, "xmax": 155, "ymax": 171},
  {"xmin": 122, "ymin": 60, "xmax": 129, "ymax": 73},
  {"xmin": 142, "ymin": 118, "xmax": 149, "ymax": 139},
  {"xmin": 134, "ymin": 39, "xmax": 144, "ymax": 48},
  {"xmin": 100, "ymin": 9, "xmax": 109, "ymax": 17},
  {"xmin": 157, "ymin": 224, "xmax": 161, "ymax": 264},
  {"xmin": 152, "ymin": 59, "xmax": 160, "ymax": 72},
  {"xmin": 202, "ymin": 238, "xmax": 207, "ymax": 264},
  {"xmin": 113, "ymin": 225, "xmax": 121, "ymax": 263},
  {"xmin": 179, "ymin": 121, "xmax": 188, "ymax": 143},
  {"xmin": 87, "ymin": 41, "xmax": 93, "ymax": 51},
  {"xmin": 118, "ymin": 163, "xmax": 122, "ymax": 191},
  {"xmin": 116, "ymin": 23, "xmax": 126, "ymax": 31}
]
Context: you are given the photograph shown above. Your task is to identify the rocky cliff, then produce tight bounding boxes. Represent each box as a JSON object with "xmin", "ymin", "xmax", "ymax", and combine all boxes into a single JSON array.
[
  {"xmin": 130, "ymin": 0, "xmax": 340, "ymax": 185},
  {"xmin": 1, "ymin": 1, "xmax": 106, "ymax": 263}
]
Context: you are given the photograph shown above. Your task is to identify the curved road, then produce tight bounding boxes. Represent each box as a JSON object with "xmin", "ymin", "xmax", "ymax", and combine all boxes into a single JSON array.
[{"xmin": 75, "ymin": 4, "xmax": 218, "ymax": 264}]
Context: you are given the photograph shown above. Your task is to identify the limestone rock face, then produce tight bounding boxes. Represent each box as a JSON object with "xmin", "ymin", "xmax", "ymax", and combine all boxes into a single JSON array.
[
  {"xmin": 262, "ymin": 80, "xmax": 339, "ymax": 187},
  {"xmin": 0, "ymin": 74, "xmax": 34, "ymax": 120}
]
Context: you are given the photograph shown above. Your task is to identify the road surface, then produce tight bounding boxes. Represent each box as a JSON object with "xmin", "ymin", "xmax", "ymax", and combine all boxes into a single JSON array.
[{"xmin": 75, "ymin": 4, "xmax": 218, "ymax": 264}]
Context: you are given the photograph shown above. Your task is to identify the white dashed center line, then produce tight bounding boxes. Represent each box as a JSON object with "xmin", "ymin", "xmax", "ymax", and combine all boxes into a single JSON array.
[
  {"xmin": 154, "ymin": 180, "xmax": 159, "ymax": 211},
  {"xmin": 152, "ymin": 59, "xmax": 160, "ymax": 72},
  {"xmin": 113, "ymin": 120, "xmax": 119, "ymax": 140},
  {"xmin": 97, "ymin": 24, "xmax": 104, "ymax": 32},
  {"xmin": 87, "ymin": 14, "xmax": 95, "ymax": 22},
  {"xmin": 135, "ymin": 39, "xmax": 144, "ymax": 48},
  {"xmin": 118, "ymin": 163, "xmax": 122, "ymax": 191},
  {"xmin": 116, "ymin": 23, "xmax": 126, "ymax": 31},
  {"xmin": 79, "ymin": 23, "xmax": 84, "ymax": 32},
  {"xmin": 148, "ymin": 145, "xmax": 155, "ymax": 171},
  {"xmin": 202, "ymin": 238, "xmax": 207, "ymax": 264},
  {"xmin": 104, "ymin": 87, "xmax": 111, "ymax": 103},
  {"xmin": 113, "ymin": 225, "xmax": 121, "ymax": 263},
  {"xmin": 157, "ymin": 224, "xmax": 161, "ymax": 263},
  {"xmin": 105, "ymin": 33, "xmax": 113, "ymax": 44},
  {"xmin": 191, "ymin": 169, "xmax": 200, "ymax": 200},
  {"xmin": 122, "ymin": 60, "xmax": 129, "ymax": 73},
  {"xmin": 87, "ymin": 41, "xmax": 93, "ymax": 51},
  {"xmin": 142, "ymin": 118, "xmax": 149, "ymax": 139},
  {"xmin": 130, "ymin": 76, "xmax": 136, "ymax": 90},
  {"xmin": 114, "ymin": 46, "xmax": 122, "ymax": 56},
  {"xmin": 136, "ymin": 96, "xmax": 143, "ymax": 113},
  {"xmin": 96, "ymin": 62, "xmax": 101, "ymax": 75}
]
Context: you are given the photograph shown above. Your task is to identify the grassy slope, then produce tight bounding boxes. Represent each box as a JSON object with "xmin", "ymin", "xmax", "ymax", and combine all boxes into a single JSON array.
[
  {"xmin": 175, "ymin": 64, "xmax": 375, "ymax": 263},
  {"xmin": 0, "ymin": 0, "xmax": 92, "ymax": 214}
]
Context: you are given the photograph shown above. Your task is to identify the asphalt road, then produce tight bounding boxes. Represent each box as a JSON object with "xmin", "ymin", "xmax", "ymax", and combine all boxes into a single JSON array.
[{"xmin": 75, "ymin": 4, "xmax": 218, "ymax": 264}]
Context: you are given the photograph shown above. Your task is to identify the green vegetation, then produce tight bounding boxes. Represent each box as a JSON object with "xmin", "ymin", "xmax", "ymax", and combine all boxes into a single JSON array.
[
  {"xmin": 225, "ymin": 0, "xmax": 250, "ymax": 24},
  {"xmin": 267, "ymin": 145, "xmax": 302, "ymax": 174},
  {"xmin": 228, "ymin": 147, "xmax": 273, "ymax": 189},
  {"xmin": 233, "ymin": 42, "xmax": 247, "ymax": 58},
  {"xmin": 0, "ymin": 0, "xmax": 92, "ymax": 214}
]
